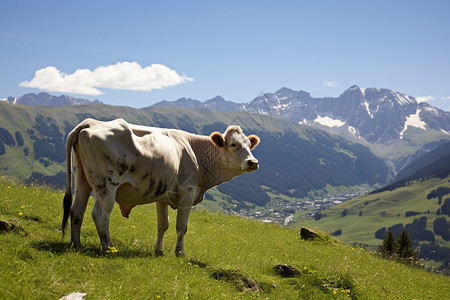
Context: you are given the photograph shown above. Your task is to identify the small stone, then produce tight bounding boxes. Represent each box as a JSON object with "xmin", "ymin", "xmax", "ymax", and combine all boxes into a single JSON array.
[
  {"xmin": 300, "ymin": 227, "xmax": 319, "ymax": 240},
  {"xmin": 0, "ymin": 220, "xmax": 20, "ymax": 233},
  {"xmin": 274, "ymin": 264, "xmax": 300, "ymax": 278},
  {"xmin": 59, "ymin": 292, "xmax": 87, "ymax": 300}
]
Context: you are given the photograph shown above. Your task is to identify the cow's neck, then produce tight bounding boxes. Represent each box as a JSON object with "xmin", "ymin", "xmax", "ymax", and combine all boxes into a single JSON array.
[{"xmin": 189, "ymin": 135, "xmax": 239, "ymax": 191}]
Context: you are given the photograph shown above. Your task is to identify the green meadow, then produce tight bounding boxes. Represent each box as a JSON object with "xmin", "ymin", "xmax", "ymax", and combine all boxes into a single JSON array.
[
  {"xmin": 298, "ymin": 177, "xmax": 450, "ymax": 252},
  {"xmin": 1, "ymin": 177, "xmax": 449, "ymax": 299}
]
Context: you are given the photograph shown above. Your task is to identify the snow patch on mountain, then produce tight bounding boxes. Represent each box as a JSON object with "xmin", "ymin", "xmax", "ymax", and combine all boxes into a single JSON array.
[
  {"xmin": 394, "ymin": 92, "xmax": 415, "ymax": 106},
  {"xmin": 314, "ymin": 116, "xmax": 345, "ymax": 127},
  {"xmin": 272, "ymin": 103, "xmax": 290, "ymax": 110},
  {"xmin": 348, "ymin": 126, "xmax": 358, "ymax": 137},
  {"xmin": 399, "ymin": 109, "xmax": 427, "ymax": 139},
  {"xmin": 422, "ymin": 105, "xmax": 439, "ymax": 115},
  {"xmin": 363, "ymin": 100, "xmax": 373, "ymax": 118}
]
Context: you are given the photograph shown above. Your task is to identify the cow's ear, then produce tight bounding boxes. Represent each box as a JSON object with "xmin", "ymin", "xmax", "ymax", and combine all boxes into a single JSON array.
[
  {"xmin": 248, "ymin": 135, "xmax": 260, "ymax": 150},
  {"xmin": 210, "ymin": 131, "xmax": 225, "ymax": 148}
]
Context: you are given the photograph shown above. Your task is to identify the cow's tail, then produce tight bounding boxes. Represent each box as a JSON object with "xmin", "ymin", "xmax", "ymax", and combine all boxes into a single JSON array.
[{"xmin": 62, "ymin": 122, "xmax": 90, "ymax": 235}]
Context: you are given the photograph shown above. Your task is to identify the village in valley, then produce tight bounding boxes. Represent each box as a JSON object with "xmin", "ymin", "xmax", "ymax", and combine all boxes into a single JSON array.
[{"xmin": 235, "ymin": 191, "xmax": 362, "ymax": 226}]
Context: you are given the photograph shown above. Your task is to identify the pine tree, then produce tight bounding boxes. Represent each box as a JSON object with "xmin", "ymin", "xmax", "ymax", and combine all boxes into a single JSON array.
[
  {"xmin": 379, "ymin": 230, "xmax": 398, "ymax": 257},
  {"xmin": 396, "ymin": 229, "xmax": 418, "ymax": 262}
]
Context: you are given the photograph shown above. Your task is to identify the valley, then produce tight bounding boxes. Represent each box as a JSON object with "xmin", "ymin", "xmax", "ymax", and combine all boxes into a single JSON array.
[
  {"xmin": 236, "ymin": 190, "xmax": 361, "ymax": 226},
  {"xmin": 199, "ymin": 186, "xmax": 366, "ymax": 226}
]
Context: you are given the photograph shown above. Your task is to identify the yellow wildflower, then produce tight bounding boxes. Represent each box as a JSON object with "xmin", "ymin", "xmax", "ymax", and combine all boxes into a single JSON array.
[
  {"xmin": 19, "ymin": 212, "xmax": 23, "ymax": 216},
  {"xmin": 333, "ymin": 290, "xmax": 337, "ymax": 295},
  {"xmin": 21, "ymin": 206, "xmax": 25, "ymax": 209},
  {"xmin": 106, "ymin": 246, "xmax": 118, "ymax": 253}
]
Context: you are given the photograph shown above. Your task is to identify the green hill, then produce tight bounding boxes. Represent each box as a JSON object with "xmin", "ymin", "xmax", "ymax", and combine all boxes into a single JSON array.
[
  {"xmin": 0, "ymin": 102, "xmax": 389, "ymax": 209},
  {"xmin": 297, "ymin": 176, "xmax": 450, "ymax": 272},
  {"xmin": 1, "ymin": 177, "xmax": 449, "ymax": 299}
]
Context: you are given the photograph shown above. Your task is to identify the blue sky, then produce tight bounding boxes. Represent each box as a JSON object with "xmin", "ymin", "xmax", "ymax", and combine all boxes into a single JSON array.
[{"xmin": 1, "ymin": 0, "xmax": 449, "ymax": 110}]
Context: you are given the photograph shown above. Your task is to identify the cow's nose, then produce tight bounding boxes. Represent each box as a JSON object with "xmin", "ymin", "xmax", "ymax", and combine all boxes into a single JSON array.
[{"xmin": 247, "ymin": 158, "xmax": 259, "ymax": 169}]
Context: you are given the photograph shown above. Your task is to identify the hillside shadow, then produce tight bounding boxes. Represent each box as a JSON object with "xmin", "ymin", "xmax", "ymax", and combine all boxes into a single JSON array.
[
  {"xmin": 32, "ymin": 240, "xmax": 70, "ymax": 255},
  {"xmin": 31, "ymin": 239, "xmax": 156, "ymax": 258},
  {"xmin": 32, "ymin": 240, "xmax": 215, "ymax": 263}
]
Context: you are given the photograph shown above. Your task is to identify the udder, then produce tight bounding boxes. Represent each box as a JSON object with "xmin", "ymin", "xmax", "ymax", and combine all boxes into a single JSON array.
[
  {"xmin": 119, "ymin": 203, "xmax": 135, "ymax": 218},
  {"xmin": 115, "ymin": 182, "xmax": 155, "ymax": 217}
]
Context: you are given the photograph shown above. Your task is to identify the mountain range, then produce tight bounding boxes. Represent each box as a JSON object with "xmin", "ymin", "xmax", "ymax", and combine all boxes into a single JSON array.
[
  {"xmin": 1, "ymin": 92, "xmax": 102, "ymax": 106},
  {"xmin": 3, "ymin": 86, "xmax": 450, "ymax": 173},
  {"xmin": 4, "ymin": 86, "xmax": 450, "ymax": 170},
  {"xmin": 152, "ymin": 86, "xmax": 450, "ymax": 144},
  {"xmin": 153, "ymin": 86, "xmax": 450, "ymax": 171}
]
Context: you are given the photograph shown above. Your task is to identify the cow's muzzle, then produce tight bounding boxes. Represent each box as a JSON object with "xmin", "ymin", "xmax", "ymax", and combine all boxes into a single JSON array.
[{"xmin": 246, "ymin": 158, "xmax": 259, "ymax": 172}]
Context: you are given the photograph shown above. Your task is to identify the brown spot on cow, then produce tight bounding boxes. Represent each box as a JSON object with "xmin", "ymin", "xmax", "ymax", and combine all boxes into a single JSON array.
[
  {"xmin": 118, "ymin": 161, "xmax": 128, "ymax": 176},
  {"xmin": 143, "ymin": 178, "xmax": 156, "ymax": 198},
  {"xmin": 155, "ymin": 180, "xmax": 164, "ymax": 197}
]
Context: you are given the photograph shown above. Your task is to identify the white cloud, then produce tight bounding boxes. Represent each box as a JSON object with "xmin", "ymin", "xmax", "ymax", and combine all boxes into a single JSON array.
[
  {"xmin": 322, "ymin": 80, "xmax": 337, "ymax": 87},
  {"xmin": 441, "ymin": 96, "xmax": 450, "ymax": 100},
  {"xmin": 416, "ymin": 95, "xmax": 435, "ymax": 103},
  {"xmin": 20, "ymin": 62, "xmax": 194, "ymax": 95}
]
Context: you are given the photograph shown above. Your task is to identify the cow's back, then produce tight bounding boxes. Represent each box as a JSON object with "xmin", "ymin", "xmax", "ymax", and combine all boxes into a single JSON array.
[{"xmin": 75, "ymin": 118, "xmax": 200, "ymax": 208}]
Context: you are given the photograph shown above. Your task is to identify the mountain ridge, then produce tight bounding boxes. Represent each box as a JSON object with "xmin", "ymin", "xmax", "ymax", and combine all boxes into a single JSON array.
[
  {"xmin": 154, "ymin": 85, "xmax": 450, "ymax": 171},
  {"xmin": 393, "ymin": 141, "xmax": 450, "ymax": 183},
  {"xmin": 153, "ymin": 85, "xmax": 449, "ymax": 145},
  {"xmin": 1, "ymin": 92, "xmax": 101, "ymax": 106}
]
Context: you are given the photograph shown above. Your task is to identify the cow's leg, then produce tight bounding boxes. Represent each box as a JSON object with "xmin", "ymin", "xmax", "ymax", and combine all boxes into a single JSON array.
[
  {"xmin": 92, "ymin": 191, "xmax": 115, "ymax": 254},
  {"xmin": 155, "ymin": 202, "xmax": 169, "ymax": 256},
  {"xmin": 70, "ymin": 182, "xmax": 92, "ymax": 250},
  {"xmin": 175, "ymin": 206, "xmax": 191, "ymax": 257},
  {"xmin": 70, "ymin": 156, "xmax": 92, "ymax": 250}
]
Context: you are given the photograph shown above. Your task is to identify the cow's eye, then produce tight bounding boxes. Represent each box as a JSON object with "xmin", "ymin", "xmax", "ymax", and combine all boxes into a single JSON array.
[{"xmin": 231, "ymin": 143, "xmax": 237, "ymax": 148}]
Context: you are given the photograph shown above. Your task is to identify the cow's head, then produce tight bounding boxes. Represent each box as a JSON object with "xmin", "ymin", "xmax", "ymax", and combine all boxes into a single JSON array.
[{"xmin": 210, "ymin": 126, "xmax": 260, "ymax": 173}]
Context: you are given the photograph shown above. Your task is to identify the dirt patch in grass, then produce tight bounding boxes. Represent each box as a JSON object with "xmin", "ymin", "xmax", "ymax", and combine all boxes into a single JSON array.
[{"xmin": 211, "ymin": 268, "xmax": 274, "ymax": 293}]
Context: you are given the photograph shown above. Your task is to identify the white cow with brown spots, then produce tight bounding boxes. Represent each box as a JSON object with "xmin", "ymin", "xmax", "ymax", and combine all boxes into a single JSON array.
[{"xmin": 62, "ymin": 118, "xmax": 260, "ymax": 256}]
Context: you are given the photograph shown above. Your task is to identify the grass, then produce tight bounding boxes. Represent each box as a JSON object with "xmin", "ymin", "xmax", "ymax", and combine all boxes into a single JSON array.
[{"xmin": 1, "ymin": 177, "xmax": 449, "ymax": 299}]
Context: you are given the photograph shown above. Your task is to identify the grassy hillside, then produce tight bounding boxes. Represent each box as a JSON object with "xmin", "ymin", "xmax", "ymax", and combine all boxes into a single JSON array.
[
  {"xmin": 298, "ymin": 176, "xmax": 450, "ymax": 271},
  {"xmin": 1, "ymin": 177, "xmax": 449, "ymax": 299}
]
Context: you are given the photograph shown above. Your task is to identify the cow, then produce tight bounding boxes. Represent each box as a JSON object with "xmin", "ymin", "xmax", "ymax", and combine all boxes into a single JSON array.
[{"xmin": 61, "ymin": 118, "xmax": 260, "ymax": 256}]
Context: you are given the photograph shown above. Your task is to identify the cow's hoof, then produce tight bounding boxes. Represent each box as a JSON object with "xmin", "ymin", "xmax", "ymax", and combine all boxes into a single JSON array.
[
  {"xmin": 155, "ymin": 249, "xmax": 164, "ymax": 257},
  {"xmin": 72, "ymin": 242, "xmax": 81, "ymax": 252},
  {"xmin": 175, "ymin": 250, "xmax": 185, "ymax": 257}
]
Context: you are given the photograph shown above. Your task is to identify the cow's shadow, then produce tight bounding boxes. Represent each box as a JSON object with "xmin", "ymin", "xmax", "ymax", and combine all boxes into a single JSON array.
[
  {"xmin": 31, "ymin": 239, "xmax": 156, "ymax": 258},
  {"xmin": 32, "ymin": 240, "xmax": 211, "ymax": 268}
]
